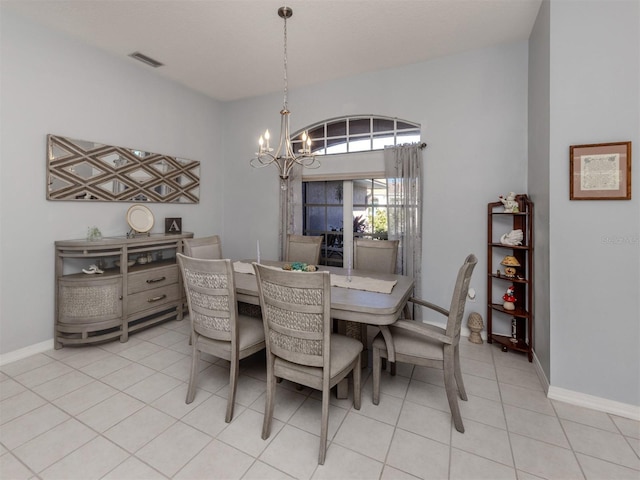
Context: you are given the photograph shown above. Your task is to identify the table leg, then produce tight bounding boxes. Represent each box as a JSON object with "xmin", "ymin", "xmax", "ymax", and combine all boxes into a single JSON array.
[
  {"xmin": 344, "ymin": 320, "xmax": 368, "ymax": 368},
  {"xmin": 336, "ymin": 319, "xmax": 364, "ymax": 399}
]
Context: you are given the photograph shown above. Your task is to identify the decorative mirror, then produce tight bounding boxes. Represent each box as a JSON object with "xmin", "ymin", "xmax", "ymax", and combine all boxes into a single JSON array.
[{"xmin": 47, "ymin": 134, "xmax": 200, "ymax": 203}]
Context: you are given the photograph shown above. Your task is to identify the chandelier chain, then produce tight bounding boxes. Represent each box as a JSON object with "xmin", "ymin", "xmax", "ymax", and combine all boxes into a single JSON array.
[
  {"xmin": 282, "ymin": 13, "xmax": 288, "ymax": 110},
  {"xmin": 250, "ymin": 6, "xmax": 320, "ymax": 181}
]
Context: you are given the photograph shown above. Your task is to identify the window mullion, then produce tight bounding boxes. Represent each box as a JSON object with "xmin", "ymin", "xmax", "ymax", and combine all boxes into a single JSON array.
[{"xmin": 342, "ymin": 180, "xmax": 354, "ymax": 268}]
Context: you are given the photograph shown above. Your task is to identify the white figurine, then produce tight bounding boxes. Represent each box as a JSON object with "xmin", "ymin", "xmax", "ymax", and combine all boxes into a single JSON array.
[
  {"xmin": 82, "ymin": 264, "xmax": 104, "ymax": 274},
  {"xmin": 500, "ymin": 229, "xmax": 524, "ymax": 246},
  {"xmin": 499, "ymin": 192, "xmax": 519, "ymax": 213}
]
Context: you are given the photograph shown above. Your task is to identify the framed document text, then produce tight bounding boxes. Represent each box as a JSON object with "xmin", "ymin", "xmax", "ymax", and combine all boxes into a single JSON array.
[{"xmin": 570, "ymin": 141, "xmax": 631, "ymax": 200}]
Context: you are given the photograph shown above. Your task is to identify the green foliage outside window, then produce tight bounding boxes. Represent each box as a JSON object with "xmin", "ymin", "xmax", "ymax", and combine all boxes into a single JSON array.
[{"xmin": 373, "ymin": 209, "xmax": 388, "ymax": 234}]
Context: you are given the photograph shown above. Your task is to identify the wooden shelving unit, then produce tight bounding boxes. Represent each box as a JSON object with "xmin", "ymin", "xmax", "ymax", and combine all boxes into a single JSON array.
[{"xmin": 487, "ymin": 194, "xmax": 534, "ymax": 362}]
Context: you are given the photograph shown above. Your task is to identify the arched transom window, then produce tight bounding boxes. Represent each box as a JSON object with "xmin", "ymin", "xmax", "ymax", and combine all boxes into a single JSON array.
[{"xmin": 293, "ymin": 115, "xmax": 421, "ymax": 155}]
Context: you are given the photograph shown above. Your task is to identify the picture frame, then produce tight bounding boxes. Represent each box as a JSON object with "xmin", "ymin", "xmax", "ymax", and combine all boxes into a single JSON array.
[
  {"xmin": 164, "ymin": 217, "xmax": 182, "ymax": 234},
  {"xmin": 570, "ymin": 141, "xmax": 631, "ymax": 200}
]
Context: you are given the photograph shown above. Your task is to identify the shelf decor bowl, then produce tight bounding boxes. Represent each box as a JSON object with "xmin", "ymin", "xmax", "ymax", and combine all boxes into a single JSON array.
[{"xmin": 282, "ymin": 262, "xmax": 317, "ymax": 272}]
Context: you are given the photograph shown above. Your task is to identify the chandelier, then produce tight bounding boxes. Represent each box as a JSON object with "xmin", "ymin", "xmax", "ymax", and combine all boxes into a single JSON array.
[{"xmin": 250, "ymin": 6, "xmax": 320, "ymax": 182}]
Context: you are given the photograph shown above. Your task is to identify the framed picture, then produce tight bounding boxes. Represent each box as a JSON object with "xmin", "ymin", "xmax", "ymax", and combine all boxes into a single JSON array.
[
  {"xmin": 570, "ymin": 141, "xmax": 632, "ymax": 200},
  {"xmin": 164, "ymin": 217, "xmax": 182, "ymax": 234}
]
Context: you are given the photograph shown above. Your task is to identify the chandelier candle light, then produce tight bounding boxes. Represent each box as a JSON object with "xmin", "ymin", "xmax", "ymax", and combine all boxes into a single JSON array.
[{"xmin": 250, "ymin": 6, "xmax": 320, "ymax": 185}]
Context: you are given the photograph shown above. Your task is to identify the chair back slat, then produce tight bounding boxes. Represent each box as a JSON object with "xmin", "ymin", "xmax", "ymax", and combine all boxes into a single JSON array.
[
  {"xmin": 255, "ymin": 265, "xmax": 330, "ymax": 368},
  {"xmin": 178, "ymin": 254, "xmax": 236, "ymax": 342},
  {"xmin": 184, "ymin": 235, "xmax": 223, "ymax": 259},
  {"xmin": 446, "ymin": 254, "xmax": 478, "ymax": 342},
  {"xmin": 354, "ymin": 238, "xmax": 399, "ymax": 274}
]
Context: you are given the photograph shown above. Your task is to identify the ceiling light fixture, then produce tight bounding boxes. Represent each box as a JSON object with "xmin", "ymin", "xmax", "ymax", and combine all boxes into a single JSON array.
[{"xmin": 250, "ymin": 6, "xmax": 320, "ymax": 185}]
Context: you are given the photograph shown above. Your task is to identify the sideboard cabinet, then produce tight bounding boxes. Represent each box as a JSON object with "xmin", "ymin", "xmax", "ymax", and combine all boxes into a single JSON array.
[{"xmin": 55, "ymin": 232, "xmax": 193, "ymax": 348}]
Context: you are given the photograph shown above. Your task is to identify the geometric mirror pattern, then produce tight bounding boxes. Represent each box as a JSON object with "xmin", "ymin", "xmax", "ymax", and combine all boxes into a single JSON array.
[{"xmin": 47, "ymin": 134, "xmax": 200, "ymax": 203}]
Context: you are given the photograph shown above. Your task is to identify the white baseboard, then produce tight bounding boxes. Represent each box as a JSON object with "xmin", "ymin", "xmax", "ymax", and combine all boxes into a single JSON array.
[
  {"xmin": 548, "ymin": 385, "xmax": 640, "ymax": 421},
  {"xmin": 532, "ymin": 350, "xmax": 550, "ymax": 394},
  {"xmin": 527, "ymin": 351, "xmax": 639, "ymax": 421},
  {"xmin": 460, "ymin": 326, "xmax": 487, "ymax": 341},
  {"xmin": 470, "ymin": 343, "xmax": 639, "ymax": 422},
  {"xmin": 0, "ymin": 339, "xmax": 54, "ymax": 366}
]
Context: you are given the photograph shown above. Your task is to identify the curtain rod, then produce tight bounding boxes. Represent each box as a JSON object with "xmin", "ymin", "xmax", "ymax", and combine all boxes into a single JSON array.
[
  {"xmin": 384, "ymin": 142, "xmax": 427, "ymax": 150},
  {"xmin": 396, "ymin": 142, "xmax": 427, "ymax": 149}
]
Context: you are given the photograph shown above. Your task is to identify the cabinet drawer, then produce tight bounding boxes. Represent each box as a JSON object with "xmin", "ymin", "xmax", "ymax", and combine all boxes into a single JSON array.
[
  {"xmin": 128, "ymin": 265, "xmax": 178, "ymax": 294},
  {"xmin": 128, "ymin": 283, "xmax": 181, "ymax": 315}
]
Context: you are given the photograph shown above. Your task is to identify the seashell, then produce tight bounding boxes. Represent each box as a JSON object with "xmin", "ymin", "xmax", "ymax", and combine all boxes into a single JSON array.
[
  {"xmin": 82, "ymin": 264, "xmax": 104, "ymax": 274},
  {"xmin": 500, "ymin": 229, "xmax": 523, "ymax": 246}
]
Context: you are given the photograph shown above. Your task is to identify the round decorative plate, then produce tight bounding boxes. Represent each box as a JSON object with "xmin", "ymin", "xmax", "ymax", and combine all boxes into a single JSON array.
[{"xmin": 126, "ymin": 204, "xmax": 154, "ymax": 233}]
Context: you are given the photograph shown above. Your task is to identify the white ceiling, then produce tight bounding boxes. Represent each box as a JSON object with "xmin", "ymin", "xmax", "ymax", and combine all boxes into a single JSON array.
[{"xmin": 3, "ymin": 0, "xmax": 542, "ymax": 102}]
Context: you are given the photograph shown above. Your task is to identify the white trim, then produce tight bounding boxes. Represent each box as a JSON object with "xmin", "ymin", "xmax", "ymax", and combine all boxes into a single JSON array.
[
  {"xmin": 460, "ymin": 326, "xmax": 488, "ymax": 341},
  {"xmin": 457, "ymin": 341, "xmax": 639, "ymax": 421},
  {"xmin": 302, "ymin": 171, "xmax": 385, "ymax": 182},
  {"xmin": 533, "ymin": 350, "xmax": 550, "ymax": 394},
  {"xmin": 0, "ymin": 339, "xmax": 54, "ymax": 366},
  {"xmin": 548, "ymin": 385, "xmax": 640, "ymax": 421},
  {"xmin": 301, "ymin": 150, "xmax": 385, "ymax": 179}
]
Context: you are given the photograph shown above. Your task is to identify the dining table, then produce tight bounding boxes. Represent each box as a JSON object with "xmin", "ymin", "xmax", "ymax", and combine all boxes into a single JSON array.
[{"xmin": 232, "ymin": 260, "xmax": 415, "ymax": 398}]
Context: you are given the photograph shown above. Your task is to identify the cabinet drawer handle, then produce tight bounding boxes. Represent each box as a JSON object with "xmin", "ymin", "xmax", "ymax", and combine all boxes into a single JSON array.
[
  {"xmin": 146, "ymin": 276, "xmax": 166, "ymax": 284},
  {"xmin": 148, "ymin": 294, "xmax": 167, "ymax": 303}
]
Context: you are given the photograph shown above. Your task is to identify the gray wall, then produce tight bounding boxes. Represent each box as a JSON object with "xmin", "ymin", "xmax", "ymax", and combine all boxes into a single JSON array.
[
  {"xmin": 548, "ymin": 0, "xmax": 639, "ymax": 406},
  {"xmin": 0, "ymin": 11, "xmax": 226, "ymax": 353},
  {"xmin": 528, "ymin": 0, "xmax": 552, "ymax": 380}
]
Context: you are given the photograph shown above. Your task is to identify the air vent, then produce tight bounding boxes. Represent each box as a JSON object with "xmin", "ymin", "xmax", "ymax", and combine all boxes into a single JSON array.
[{"xmin": 128, "ymin": 52, "xmax": 164, "ymax": 68}]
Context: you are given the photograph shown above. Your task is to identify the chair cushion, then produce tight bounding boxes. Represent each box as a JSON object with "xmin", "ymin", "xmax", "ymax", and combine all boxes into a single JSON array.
[
  {"xmin": 372, "ymin": 326, "xmax": 443, "ymax": 361},
  {"xmin": 198, "ymin": 314, "xmax": 264, "ymax": 354},
  {"xmin": 237, "ymin": 315, "xmax": 266, "ymax": 350},
  {"xmin": 275, "ymin": 333, "xmax": 362, "ymax": 380}
]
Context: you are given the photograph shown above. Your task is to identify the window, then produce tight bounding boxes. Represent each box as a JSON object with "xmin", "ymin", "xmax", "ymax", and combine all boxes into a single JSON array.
[
  {"xmin": 303, "ymin": 178, "xmax": 390, "ymax": 266},
  {"xmin": 297, "ymin": 115, "xmax": 421, "ymax": 267},
  {"xmin": 292, "ymin": 115, "xmax": 420, "ymax": 155}
]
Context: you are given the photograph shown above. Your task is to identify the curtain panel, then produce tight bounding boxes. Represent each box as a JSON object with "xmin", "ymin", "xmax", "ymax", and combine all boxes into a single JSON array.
[
  {"xmin": 280, "ymin": 165, "xmax": 303, "ymax": 260},
  {"xmin": 384, "ymin": 144, "xmax": 423, "ymax": 318}
]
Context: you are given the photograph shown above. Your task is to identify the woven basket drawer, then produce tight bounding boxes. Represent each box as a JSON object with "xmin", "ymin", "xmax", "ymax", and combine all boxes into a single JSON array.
[
  {"xmin": 128, "ymin": 283, "xmax": 180, "ymax": 314},
  {"xmin": 128, "ymin": 265, "xmax": 178, "ymax": 294}
]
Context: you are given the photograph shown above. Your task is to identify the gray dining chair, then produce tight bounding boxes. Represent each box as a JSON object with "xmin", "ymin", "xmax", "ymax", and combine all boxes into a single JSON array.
[
  {"xmin": 183, "ymin": 235, "xmax": 223, "ymax": 259},
  {"xmin": 349, "ymin": 238, "xmax": 400, "ymax": 366},
  {"xmin": 177, "ymin": 254, "xmax": 265, "ymax": 423},
  {"xmin": 285, "ymin": 234, "xmax": 323, "ymax": 265},
  {"xmin": 254, "ymin": 263, "xmax": 362, "ymax": 464},
  {"xmin": 372, "ymin": 253, "xmax": 477, "ymax": 433},
  {"xmin": 353, "ymin": 238, "xmax": 399, "ymax": 274},
  {"xmin": 182, "ymin": 235, "xmax": 224, "ymax": 345}
]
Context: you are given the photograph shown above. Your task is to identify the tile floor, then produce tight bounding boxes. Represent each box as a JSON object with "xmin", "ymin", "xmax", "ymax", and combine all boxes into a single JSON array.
[{"xmin": 1, "ymin": 318, "xmax": 639, "ymax": 480}]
